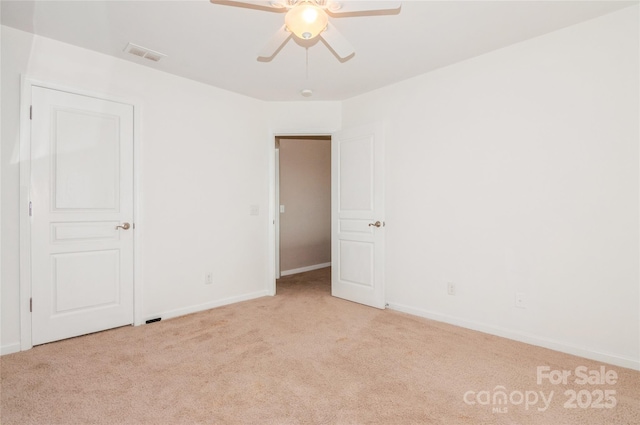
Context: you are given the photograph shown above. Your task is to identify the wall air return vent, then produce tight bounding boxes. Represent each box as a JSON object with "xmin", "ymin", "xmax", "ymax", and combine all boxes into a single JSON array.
[{"xmin": 123, "ymin": 42, "xmax": 166, "ymax": 62}]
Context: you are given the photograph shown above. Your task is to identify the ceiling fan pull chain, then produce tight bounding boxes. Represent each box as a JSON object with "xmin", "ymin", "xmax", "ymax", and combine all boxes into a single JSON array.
[{"xmin": 306, "ymin": 47, "xmax": 309, "ymax": 80}]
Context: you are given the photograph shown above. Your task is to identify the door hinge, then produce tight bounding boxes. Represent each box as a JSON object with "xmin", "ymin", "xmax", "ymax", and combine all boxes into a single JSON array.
[
  {"xmin": 30, "ymin": 298, "xmax": 33, "ymax": 313},
  {"xmin": 29, "ymin": 201, "xmax": 33, "ymax": 217},
  {"xmin": 30, "ymin": 105, "xmax": 32, "ymax": 120}
]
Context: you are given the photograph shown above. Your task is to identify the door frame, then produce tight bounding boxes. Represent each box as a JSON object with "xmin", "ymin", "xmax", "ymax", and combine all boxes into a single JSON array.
[
  {"xmin": 18, "ymin": 77, "xmax": 144, "ymax": 351},
  {"xmin": 267, "ymin": 128, "xmax": 337, "ymax": 296}
]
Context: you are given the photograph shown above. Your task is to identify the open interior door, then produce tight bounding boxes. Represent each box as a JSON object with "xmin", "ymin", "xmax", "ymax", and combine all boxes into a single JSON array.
[{"xmin": 331, "ymin": 123, "xmax": 385, "ymax": 308}]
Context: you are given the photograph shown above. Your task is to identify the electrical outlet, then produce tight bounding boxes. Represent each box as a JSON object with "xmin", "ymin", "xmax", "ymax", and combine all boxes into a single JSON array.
[
  {"xmin": 205, "ymin": 272, "xmax": 213, "ymax": 285},
  {"xmin": 515, "ymin": 292, "xmax": 526, "ymax": 309},
  {"xmin": 447, "ymin": 282, "xmax": 456, "ymax": 296}
]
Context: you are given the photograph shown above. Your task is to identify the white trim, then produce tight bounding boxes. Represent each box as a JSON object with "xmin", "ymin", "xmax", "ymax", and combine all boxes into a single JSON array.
[
  {"xmin": 148, "ymin": 290, "xmax": 270, "ymax": 322},
  {"xmin": 19, "ymin": 76, "xmax": 33, "ymax": 351},
  {"xmin": 281, "ymin": 262, "xmax": 332, "ymax": 277},
  {"xmin": 1, "ymin": 343, "xmax": 21, "ymax": 356},
  {"xmin": 0, "ymin": 22, "xmax": 2, "ymax": 358},
  {"xmin": 388, "ymin": 302, "xmax": 640, "ymax": 371},
  {"xmin": 0, "ymin": 31, "xmax": 2, "ymax": 358},
  {"xmin": 18, "ymin": 77, "xmax": 143, "ymax": 349},
  {"xmin": 274, "ymin": 146, "xmax": 281, "ymax": 279},
  {"xmin": 132, "ymin": 101, "xmax": 144, "ymax": 326},
  {"xmin": 267, "ymin": 131, "xmax": 277, "ymax": 296}
]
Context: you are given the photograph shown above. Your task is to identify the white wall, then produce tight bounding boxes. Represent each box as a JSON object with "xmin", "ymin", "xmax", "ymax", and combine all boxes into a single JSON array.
[
  {"xmin": 343, "ymin": 6, "xmax": 639, "ymax": 369},
  {"xmin": 1, "ymin": 26, "xmax": 272, "ymax": 353},
  {"xmin": 268, "ymin": 101, "xmax": 341, "ymax": 134}
]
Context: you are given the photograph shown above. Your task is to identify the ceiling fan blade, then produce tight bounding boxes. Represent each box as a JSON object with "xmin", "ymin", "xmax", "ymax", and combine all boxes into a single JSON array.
[
  {"xmin": 258, "ymin": 25, "xmax": 292, "ymax": 59},
  {"xmin": 320, "ymin": 22, "xmax": 354, "ymax": 60},
  {"xmin": 210, "ymin": 0, "xmax": 287, "ymax": 12},
  {"xmin": 326, "ymin": 1, "xmax": 401, "ymax": 15}
]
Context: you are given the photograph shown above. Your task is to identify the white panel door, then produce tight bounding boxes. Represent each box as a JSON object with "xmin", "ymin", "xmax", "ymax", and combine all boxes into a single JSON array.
[
  {"xmin": 30, "ymin": 86, "xmax": 134, "ymax": 345},
  {"xmin": 332, "ymin": 123, "xmax": 385, "ymax": 308}
]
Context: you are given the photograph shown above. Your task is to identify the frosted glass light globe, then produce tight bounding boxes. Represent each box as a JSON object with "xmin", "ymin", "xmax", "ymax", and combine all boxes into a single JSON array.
[{"xmin": 285, "ymin": 3, "xmax": 328, "ymax": 40}]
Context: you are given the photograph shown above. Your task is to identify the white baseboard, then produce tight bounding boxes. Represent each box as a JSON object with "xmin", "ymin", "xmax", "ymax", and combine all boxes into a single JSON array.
[
  {"xmin": 1, "ymin": 342, "xmax": 21, "ymax": 356},
  {"xmin": 145, "ymin": 289, "xmax": 271, "ymax": 323},
  {"xmin": 281, "ymin": 262, "xmax": 331, "ymax": 277},
  {"xmin": 387, "ymin": 302, "xmax": 640, "ymax": 371}
]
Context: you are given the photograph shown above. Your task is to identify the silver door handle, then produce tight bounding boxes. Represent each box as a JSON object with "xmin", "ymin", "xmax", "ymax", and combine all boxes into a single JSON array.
[
  {"xmin": 116, "ymin": 222, "xmax": 131, "ymax": 230},
  {"xmin": 368, "ymin": 221, "xmax": 382, "ymax": 228}
]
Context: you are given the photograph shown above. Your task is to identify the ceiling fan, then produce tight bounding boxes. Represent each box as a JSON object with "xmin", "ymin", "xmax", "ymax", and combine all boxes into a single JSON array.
[{"xmin": 210, "ymin": 0, "xmax": 402, "ymax": 60}]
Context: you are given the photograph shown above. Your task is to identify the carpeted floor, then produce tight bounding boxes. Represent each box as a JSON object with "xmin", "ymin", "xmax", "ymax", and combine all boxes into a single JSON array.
[{"xmin": 1, "ymin": 267, "xmax": 639, "ymax": 424}]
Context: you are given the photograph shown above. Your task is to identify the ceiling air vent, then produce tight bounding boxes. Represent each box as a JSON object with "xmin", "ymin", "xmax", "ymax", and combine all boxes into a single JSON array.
[{"xmin": 123, "ymin": 42, "xmax": 166, "ymax": 62}]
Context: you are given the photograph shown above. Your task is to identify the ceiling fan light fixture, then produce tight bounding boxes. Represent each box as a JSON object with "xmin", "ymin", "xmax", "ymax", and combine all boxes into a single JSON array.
[{"xmin": 285, "ymin": 3, "xmax": 328, "ymax": 40}]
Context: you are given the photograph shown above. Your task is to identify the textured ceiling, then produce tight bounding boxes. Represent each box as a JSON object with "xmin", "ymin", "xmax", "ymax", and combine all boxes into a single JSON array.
[{"xmin": 2, "ymin": 0, "xmax": 636, "ymax": 101}]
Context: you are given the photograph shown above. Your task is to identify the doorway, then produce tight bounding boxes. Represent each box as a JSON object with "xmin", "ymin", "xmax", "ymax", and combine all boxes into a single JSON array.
[
  {"xmin": 269, "ymin": 122, "xmax": 386, "ymax": 308},
  {"xmin": 275, "ymin": 136, "xmax": 331, "ymax": 282}
]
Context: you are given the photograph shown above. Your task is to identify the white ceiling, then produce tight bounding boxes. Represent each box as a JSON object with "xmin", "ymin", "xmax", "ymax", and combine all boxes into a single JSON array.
[{"xmin": 2, "ymin": 0, "xmax": 636, "ymax": 101}]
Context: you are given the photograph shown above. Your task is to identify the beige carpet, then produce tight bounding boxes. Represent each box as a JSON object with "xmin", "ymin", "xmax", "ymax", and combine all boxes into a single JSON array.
[{"xmin": 1, "ymin": 267, "xmax": 638, "ymax": 424}]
